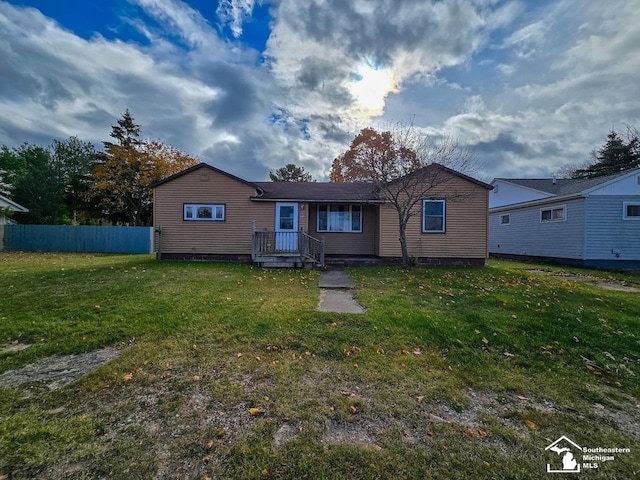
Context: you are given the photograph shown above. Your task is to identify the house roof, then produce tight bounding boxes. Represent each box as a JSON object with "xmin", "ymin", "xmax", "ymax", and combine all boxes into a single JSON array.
[
  {"xmin": 150, "ymin": 163, "xmax": 264, "ymax": 192},
  {"xmin": 388, "ymin": 163, "xmax": 493, "ymax": 190},
  {"xmin": 151, "ymin": 161, "xmax": 490, "ymax": 202},
  {"xmin": 0, "ymin": 194, "xmax": 29, "ymax": 213},
  {"xmin": 252, "ymin": 181, "xmax": 379, "ymax": 203},
  {"xmin": 494, "ymin": 169, "xmax": 633, "ymax": 197}
]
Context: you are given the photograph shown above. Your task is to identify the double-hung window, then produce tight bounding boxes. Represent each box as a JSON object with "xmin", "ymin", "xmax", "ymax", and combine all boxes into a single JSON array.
[
  {"xmin": 422, "ymin": 200, "xmax": 446, "ymax": 233},
  {"xmin": 500, "ymin": 214, "xmax": 510, "ymax": 225},
  {"xmin": 623, "ymin": 202, "xmax": 640, "ymax": 220},
  {"xmin": 540, "ymin": 206, "xmax": 565, "ymax": 222},
  {"xmin": 183, "ymin": 204, "xmax": 225, "ymax": 221},
  {"xmin": 317, "ymin": 205, "xmax": 362, "ymax": 232}
]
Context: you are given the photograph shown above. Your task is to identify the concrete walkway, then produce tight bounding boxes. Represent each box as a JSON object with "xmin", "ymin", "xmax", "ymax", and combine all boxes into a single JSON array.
[{"xmin": 317, "ymin": 269, "xmax": 366, "ymax": 314}]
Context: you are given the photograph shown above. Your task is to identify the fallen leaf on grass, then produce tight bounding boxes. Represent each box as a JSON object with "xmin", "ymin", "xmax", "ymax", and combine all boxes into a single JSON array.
[
  {"xmin": 604, "ymin": 351, "xmax": 616, "ymax": 361},
  {"xmin": 123, "ymin": 373, "xmax": 133, "ymax": 382},
  {"xmin": 417, "ymin": 396, "xmax": 425, "ymax": 403},
  {"xmin": 525, "ymin": 420, "xmax": 538, "ymax": 430},
  {"xmin": 249, "ymin": 408, "xmax": 265, "ymax": 416},
  {"xmin": 465, "ymin": 428, "xmax": 475, "ymax": 436},
  {"xmin": 341, "ymin": 391, "xmax": 357, "ymax": 397},
  {"xmin": 193, "ymin": 375, "xmax": 200, "ymax": 381},
  {"xmin": 478, "ymin": 430, "xmax": 488, "ymax": 437},
  {"xmin": 413, "ymin": 348, "xmax": 422, "ymax": 356},
  {"xmin": 349, "ymin": 405, "xmax": 358, "ymax": 414},
  {"xmin": 400, "ymin": 349, "xmax": 410, "ymax": 355},
  {"xmin": 517, "ymin": 396, "xmax": 527, "ymax": 401},
  {"xmin": 481, "ymin": 338, "xmax": 489, "ymax": 344},
  {"xmin": 503, "ymin": 352, "xmax": 514, "ymax": 358}
]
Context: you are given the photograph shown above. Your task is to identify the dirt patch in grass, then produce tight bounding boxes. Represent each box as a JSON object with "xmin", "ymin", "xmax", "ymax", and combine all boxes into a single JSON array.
[
  {"xmin": 0, "ymin": 347, "xmax": 121, "ymax": 391},
  {"xmin": 527, "ymin": 270, "xmax": 640, "ymax": 292},
  {"xmin": 0, "ymin": 343, "xmax": 31, "ymax": 353}
]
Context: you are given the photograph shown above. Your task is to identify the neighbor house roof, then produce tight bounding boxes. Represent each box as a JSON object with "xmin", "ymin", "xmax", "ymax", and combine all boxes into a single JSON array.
[
  {"xmin": 0, "ymin": 194, "xmax": 29, "ymax": 213},
  {"xmin": 494, "ymin": 169, "xmax": 633, "ymax": 197}
]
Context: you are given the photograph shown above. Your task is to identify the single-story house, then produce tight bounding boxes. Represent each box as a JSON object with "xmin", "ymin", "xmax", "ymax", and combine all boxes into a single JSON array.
[
  {"xmin": 489, "ymin": 168, "xmax": 640, "ymax": 268},
  {"xmin": 151, "ymin": 162, "xmax": 492, "ymax": 267}
]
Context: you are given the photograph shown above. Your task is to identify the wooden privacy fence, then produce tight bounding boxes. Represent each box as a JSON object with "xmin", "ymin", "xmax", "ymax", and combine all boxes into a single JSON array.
[{"xmin": 2, "ymin": 225, "xmax": 154, "ymax": 254}]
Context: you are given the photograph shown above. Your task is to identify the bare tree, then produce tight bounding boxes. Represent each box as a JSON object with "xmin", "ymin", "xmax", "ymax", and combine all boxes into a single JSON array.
[{"xmin": 331, "ymin": 122, "xmax": 479, "ymax": 266}]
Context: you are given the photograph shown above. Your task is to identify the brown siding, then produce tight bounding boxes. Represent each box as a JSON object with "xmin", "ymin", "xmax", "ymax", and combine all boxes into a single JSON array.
[
  {"xmin": 378, "ymin": 176, "xmax": 489, "ymax": 258},
  {"xmin": 308, "ymin": 204, "xmax": 377, "ymax": 255},
  {"xmin": 153, "ymin": 167, "xmax": 272, "ymax": 254}
]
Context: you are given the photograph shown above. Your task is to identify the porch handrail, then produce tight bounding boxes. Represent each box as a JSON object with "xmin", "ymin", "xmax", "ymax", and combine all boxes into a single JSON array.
[
  {"xmin": 251, "ymin": 222, "xmax": 324, "ymax": 267},
  {"xmin": 300, "ymin": 230, "xmax": 325, "ymax": 267}
]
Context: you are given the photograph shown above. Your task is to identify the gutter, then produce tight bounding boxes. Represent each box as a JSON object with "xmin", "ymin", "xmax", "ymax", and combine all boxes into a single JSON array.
[
  {"xmin": 489, "ymin": 193, "xmax": 584, "ymax": 214},
  {"xmin": 250, "ymin": 197, "xmax": 385, "ymax": 204}
]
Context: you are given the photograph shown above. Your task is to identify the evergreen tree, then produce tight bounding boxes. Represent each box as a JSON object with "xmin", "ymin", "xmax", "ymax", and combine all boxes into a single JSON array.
[
  {"xmin": 573, "ymin": 129, "xmax": 640, "ymax": 178},
  {"xmin": 269, "ymin": 163, "xmax": 314, "ymax": 182},
  {"xmin": 9, "ymin": 144, "xmax": 66, "ymax": 224},
  {"xmin": 51, "ymin": 136, "xmax": 99, "ymax": 223}
]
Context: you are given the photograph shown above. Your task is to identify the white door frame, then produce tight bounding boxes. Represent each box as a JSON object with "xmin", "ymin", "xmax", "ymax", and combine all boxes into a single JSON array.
[{"xmin": 275, "ymin": 202, "xmax": 298, "ymax": 251}]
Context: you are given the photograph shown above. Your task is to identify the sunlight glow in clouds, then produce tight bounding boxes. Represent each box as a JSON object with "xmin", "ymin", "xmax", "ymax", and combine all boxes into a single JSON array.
[{"xmin": 348, "ymin": 65, "xmax": 396, "ymax": 115}]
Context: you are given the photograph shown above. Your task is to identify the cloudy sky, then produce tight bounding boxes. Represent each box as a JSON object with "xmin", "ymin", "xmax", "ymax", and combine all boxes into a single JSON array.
[{"xmin": 1, "ymin": 0, "xmax": 639, "ymax": 181}]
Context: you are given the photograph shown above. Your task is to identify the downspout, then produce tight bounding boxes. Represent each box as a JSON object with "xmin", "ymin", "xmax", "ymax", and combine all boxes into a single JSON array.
[{"xmin": 155, "ymin": 225, "xmax": 162, "ymax": 260}]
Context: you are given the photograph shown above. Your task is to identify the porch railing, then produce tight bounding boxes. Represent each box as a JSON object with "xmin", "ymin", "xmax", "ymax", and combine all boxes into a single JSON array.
[
  {"xmin": 300, "ymin": 230, "xmax": 325, "ymax": 267},
  {"xmin": 251, "ymin": 222, "xmax": 324, "ymax": 267}
]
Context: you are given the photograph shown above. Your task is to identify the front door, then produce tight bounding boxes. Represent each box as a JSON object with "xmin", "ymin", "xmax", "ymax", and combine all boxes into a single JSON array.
[{"xmin": 275, "ymin": 202, "xmax": 298, "ymax": 252}]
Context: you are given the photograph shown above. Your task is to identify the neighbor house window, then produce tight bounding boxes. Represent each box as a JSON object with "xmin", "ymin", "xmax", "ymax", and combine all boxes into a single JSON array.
[
  {"xmin": 183, "ymin": 204, "xmax": 225, "ymax": 221},
  {"xmin": 500, "ymin": 214, "xmax": 510, "ymax": 225},
  {"xmin": 317, "ymin": 205, "xmax": 362, "ymax": 232},
  {"xmin": 623, "ymin": 202, "xmax": 640, "ymax": 219},
  {"xmin": 540, "ymin": 206, "xmax": 565, "ymax": 222},
  {"xmin": 422, "ymin": 200, "xmax": 446, "ymax": 233}
]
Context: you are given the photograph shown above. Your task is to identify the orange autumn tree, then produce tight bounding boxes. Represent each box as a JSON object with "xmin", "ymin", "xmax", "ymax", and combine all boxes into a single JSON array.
[
  {"xmin": 90, "ymin": 110, "xmax": 197, "ymax": 225},
  {"xmin": 330, "ymin": 123, "xmax": 476, "ymax": 266}
]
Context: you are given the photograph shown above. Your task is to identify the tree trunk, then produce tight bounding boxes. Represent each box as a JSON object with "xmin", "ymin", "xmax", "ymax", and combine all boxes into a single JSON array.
[{"xmin": 398, "ymin": 220, "xmax": 410, "ymax": 267}]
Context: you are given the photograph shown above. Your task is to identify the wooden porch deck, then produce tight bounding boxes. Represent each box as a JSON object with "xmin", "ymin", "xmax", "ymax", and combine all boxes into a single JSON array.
[{"xmin": 251, "ymin": 226, "xmax": 325, "ymax": 268}]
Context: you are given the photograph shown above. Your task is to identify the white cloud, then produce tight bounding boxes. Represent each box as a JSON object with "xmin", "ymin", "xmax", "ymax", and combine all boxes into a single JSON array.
[
  {"xmin": 216, "ymin": 0, "xmax": 256, "ymax": 38},
  {"xmin": 1, "ymin": 0, "xmax": 639, "ymax": 182}
]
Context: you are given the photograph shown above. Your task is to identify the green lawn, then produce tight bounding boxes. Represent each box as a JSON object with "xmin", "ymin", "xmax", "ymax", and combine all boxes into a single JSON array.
[{"xmin": 1, "ymin": 253, "xmax": 639, "ymax": 479}]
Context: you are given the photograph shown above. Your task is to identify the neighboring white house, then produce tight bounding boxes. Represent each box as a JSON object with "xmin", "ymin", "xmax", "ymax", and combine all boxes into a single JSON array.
[
  {"xmin": 0, "ymin": 194, "xmax": 29, "ymax": 251},
  {"xmin": 0, "ymin": 194, "xmax": 28, "ymax": 225},
  {"xmin": 489, "ymin": 168, "xmax": 640, "ymax": 268}
]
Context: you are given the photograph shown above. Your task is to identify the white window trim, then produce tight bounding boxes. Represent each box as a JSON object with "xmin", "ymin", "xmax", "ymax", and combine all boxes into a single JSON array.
[
  {"xmin": 183, "ymin": 203, "xmax": 225, "ymax": 221},
  {"xmin": 422, "ymin": 199, "xmax": 446, "ymax": 233},
  {"xmin": 623, "ymin": 202, "xmax": 640, "ymax": 220},
  {"xmin": 500, "ymin": 214, "xmax": 510, "ymax": 226},
  {"xmin": 316, "ymin": 204, "xmax": 363, "ymax": 233},
  {"xmin": 540, "ymin": 205, "xmax": 566, "ymax": 223}
]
